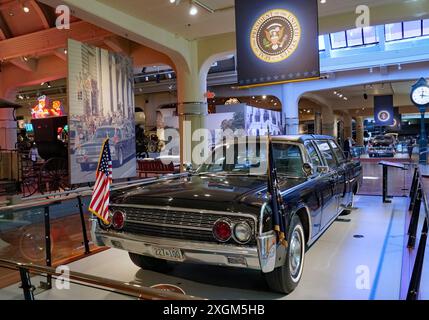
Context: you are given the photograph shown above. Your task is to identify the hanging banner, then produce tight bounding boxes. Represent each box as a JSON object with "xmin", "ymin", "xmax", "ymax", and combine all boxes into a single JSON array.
[
  {"xmin": 235, "ymin": 0, "xmax": 319, "ymax": 87},
  {"xmin": 374, "ymin": 95, "xmax": 394, "ymax": 126}
]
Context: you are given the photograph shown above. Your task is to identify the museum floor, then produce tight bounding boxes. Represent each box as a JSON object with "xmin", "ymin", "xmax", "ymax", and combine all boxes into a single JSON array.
[{"xmin": 1, "ymin": 195, "xmax": 427, "ymax": 300}]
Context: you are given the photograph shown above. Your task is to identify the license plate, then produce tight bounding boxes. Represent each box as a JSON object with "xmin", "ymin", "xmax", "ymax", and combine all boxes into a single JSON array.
[{"xmin": 151, "ymin": 246, "xmax": 184, "ymax": 262}]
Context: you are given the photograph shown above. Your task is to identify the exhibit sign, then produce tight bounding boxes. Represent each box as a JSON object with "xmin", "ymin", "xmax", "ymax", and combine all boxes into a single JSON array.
[
  {"xmin": 235, "ymin": 0, "xmax": 319, "ymax": 87},
  {"xmin": 374, "ymin": 95, "xmax": 394, "ymax": 126},
  {"xmin": 68, "ymin": 39, "xmax": 136, "ymax": 185}
]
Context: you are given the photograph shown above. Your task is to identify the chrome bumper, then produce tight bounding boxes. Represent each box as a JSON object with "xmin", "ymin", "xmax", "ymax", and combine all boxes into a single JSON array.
[{"xmin": 91, "ymin": 221, "xmax": 278, "ymax": 273}]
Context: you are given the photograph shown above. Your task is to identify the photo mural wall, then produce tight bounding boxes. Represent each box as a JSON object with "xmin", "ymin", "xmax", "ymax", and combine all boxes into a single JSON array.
[{"xmin": 68, "ymin": 39, "xmax": 136, "ymax": 184}]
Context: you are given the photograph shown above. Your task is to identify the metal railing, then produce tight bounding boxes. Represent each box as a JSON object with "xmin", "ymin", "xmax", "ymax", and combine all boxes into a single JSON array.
[
  {"xmin": 406, "ymin": 165, "xmax": 429, "ymax": 300},
  {"xmin": 0, "ymin": 259, "xmax": 201, "ymax": 300},
  {"xmin": 0, "ymin": 172, "xmax": 189, "ymax": 292}
]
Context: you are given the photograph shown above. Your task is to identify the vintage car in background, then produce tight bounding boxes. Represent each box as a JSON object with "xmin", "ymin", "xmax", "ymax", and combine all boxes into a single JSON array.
[
  {"xmin": 91, "ymin": 135, "xmax": 362, "ymax": 294},
  {"xmin": 368, "ymin": 134, "xmax": 396, "ymax": 158},
  {"xmin": 76, "ymin": 125, "xmax": 135, "ymax": 171}
]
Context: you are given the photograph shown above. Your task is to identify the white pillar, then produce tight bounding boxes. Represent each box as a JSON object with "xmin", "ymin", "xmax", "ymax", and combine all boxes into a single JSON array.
[
  {"xmin": 281, "ymin": 84, "xmax": 299, "ymax": 135},
  {"xmin": 176, "ymin": 52, "xmax": 208, "ymax": 169}
]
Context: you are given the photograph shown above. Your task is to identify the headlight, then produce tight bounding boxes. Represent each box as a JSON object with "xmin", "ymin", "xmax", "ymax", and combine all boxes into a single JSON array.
[{"xmin": 234, "ymin": 222, "xmax": 252, "ymax": 244}]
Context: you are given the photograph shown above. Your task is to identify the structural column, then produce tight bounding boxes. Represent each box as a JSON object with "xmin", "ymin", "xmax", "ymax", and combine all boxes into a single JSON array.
[
  {"xmin": 281, "ymin": 84, "xmax": 299, "ymax": 135},
  {"xmin": 343, "ymin": 112, "xmax": 353, "ymax": 140},
  {"xmin": 314, "ymin": 111, "xmax": 322, "ymax": 135},
  {"xmin": 176, "ymin": 51, "xmax": 208, "ymax": 169},
  {"xmin": 356, "ymin": 116, "xmax": 364, "ymax": 146},
  {"xmin": 321, "ymin": 106, "xmax": 336, "ymax": 137}
]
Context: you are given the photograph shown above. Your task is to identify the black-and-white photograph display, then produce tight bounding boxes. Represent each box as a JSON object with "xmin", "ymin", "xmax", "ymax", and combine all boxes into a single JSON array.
[{"xmin": 68, "ymin": 39, "xmax": 136, "ymax": 184}]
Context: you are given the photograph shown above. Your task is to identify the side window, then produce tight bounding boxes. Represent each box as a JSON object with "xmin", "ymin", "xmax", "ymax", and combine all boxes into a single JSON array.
[
  {"xmin": 304, "ymin": 141, "xmax": 322, "ymax": 167},
  {"xmin": 273, "ymin": 143, "xmax": 304, "ymax": 177},
  {"xmin": 316, "ymin": 140, "xmax": 337, "ymax": 168},
  {"xmin": 328, "ymin": 140, "xmax": 346, "ymax": 163}
]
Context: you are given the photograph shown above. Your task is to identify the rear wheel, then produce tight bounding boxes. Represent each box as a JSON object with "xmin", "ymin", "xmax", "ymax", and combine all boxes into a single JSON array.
[
  {"xmin": 128, "ymin": 252, "xmax": 172, "ymax": 272},
  {"xmin": 264, "ymin": 215, "xmax": 305, "ymax": 294}
]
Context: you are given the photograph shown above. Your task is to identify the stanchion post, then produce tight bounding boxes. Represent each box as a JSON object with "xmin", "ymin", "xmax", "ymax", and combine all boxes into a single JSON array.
[
  {"xmin": 43, "ymin": 206, "xmax": 52, "ymax": 289},
  {"xmin": 382, "ymin": 164, "xmax": 391, "ymax": 203},
  {"xmin": 77, "ymin": 196, "xmax": 91, "ymax": 254},
  {"xmin": 409, "ymin": 168, "xmax": 419, "ymax": 211},
  {"xmin": 18, "ymin": 267, "xmax": 35, "ymax": 301},
  {"xmin": 408, "ymin": 187, "xmax": 422, "ymax": 249},
  {"xmin": 407, "ymin": 217, "xmax": 428, "ymax": 300}
]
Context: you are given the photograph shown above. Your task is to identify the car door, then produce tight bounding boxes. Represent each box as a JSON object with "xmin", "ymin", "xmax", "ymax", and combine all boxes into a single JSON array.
[
  {"xmin": 315, "ymin": 140, "xmax": 340, "ymax": 228},
  {"xmin": 328, "ymin": 140, "xmax": 348, "ymax": 210}
]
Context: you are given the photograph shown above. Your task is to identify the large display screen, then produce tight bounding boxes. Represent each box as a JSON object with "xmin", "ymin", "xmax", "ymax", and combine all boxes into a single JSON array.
[
  {"xmin": 235, "ymin": 0, "xmax": 320, "ymax": 87},
  {"xmin": 68, "ymin": 39, "xmax": 136, "ymax": 185}
]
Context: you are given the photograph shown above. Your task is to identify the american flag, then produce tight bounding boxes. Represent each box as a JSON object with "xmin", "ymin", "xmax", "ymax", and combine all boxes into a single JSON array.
[{"xmin": 89, "ymin": 139, "xmax": 113, "ymax": 224}]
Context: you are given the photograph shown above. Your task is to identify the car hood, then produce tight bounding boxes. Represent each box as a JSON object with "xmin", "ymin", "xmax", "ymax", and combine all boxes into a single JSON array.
[{"xmin": 110, "ymin": 174, "xmax": 304, "ymax": 216}]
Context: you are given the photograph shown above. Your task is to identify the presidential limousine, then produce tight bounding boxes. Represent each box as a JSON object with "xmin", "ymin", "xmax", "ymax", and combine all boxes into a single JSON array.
[{"xmin": 91, "ymin": 135, "xmax": 362, "ymax": 294}]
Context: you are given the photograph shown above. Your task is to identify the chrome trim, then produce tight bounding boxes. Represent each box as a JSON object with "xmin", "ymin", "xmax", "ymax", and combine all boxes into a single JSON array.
[
  {"xmin": 110, "ymin": 204, "xmax": 258, "ymax": 231},
  {"xmin": 257, "ymin": 231, "xmax": 277, "ymax": 273},
  {"xmin": 94, "ymin": 229, "xmax": 261, "ymax": 271},
  {"xmin": 126, "ymin": 219, "xmax": 213, "ymax": 232}
]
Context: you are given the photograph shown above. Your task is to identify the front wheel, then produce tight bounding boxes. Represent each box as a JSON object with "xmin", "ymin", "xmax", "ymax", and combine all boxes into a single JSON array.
[{"xmin": 264, "ymin": 215, "xmax": 306, "ymax": 294}]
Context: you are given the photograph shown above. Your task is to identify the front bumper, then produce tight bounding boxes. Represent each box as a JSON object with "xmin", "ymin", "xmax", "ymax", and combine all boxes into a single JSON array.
[{"xmin": 92, "ymin": 221, "xmax": 277, "ymax": 273}]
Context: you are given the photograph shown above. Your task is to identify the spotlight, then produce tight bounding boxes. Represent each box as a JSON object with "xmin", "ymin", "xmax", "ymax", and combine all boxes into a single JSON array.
[
  {"xmin": 47, "ymin": 82, "xmax": 51, "ymax": 88},
  {"xmin": 167, "ymin": 73, "xmax": 172, "ymax": 79},
  {"xmin": 320, "ymin": 0, "xmax": 326, "ymax": 3},
  {"xmin": 189, "ymin": 3, "xmax": 198, "ymax": 15},
  {"xmin": 169, "ymin": 0, "xmax": 176, "ymax": 3},
  {"xmin": 22, "ymin": 5, "xmax": 30, "ymax": 13},
  {"xmin": 262, "ymin": 95, "xmax": 267, "ymax": 100},
  {"xmin": 23, "ymin": 56, "xmax": 28, "ymax": 62},
  {"xmin": 64, "ymin": 49, "xmax": 68, "ymax": 54},
  {"xmin": 398, "ymin": 64, "xmax": 402, "ymax": 70},
  {"xmin": 145, "ymin": 76, "xmax": 149, "ymax": 81}
]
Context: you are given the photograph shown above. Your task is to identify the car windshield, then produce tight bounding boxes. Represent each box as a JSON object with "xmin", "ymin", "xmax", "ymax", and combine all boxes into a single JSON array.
[
  {"xmin": 95, "ymin": 127, "xmax": 118, "ymax": 139},
  {"xmin": 198, "ymin": 141, "xmax": 304, "ymax": 178}
]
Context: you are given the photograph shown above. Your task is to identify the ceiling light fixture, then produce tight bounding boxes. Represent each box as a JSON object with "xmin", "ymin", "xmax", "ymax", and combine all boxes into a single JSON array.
[
  {"xmin": 320, "ymin": 0, "xmax": 327, "ymax": 3},
  {"xmin": 22, "ymin": 4, "xmax": 30, "ymax": 13},
  {"xmin": 189, "ymin": 2, "xmax": 198, "ymax": 15}
]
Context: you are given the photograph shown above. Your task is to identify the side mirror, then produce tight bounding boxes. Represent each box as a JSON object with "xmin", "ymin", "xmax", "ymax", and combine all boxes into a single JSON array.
[
  {"xmin": 302, "ymin": 163, "xmax": 314, "ymax": 177},
  {"xmin": 317, "ymin": 166, "xmax": 330, "ymax": 174},
  {"xmin": 184, "ymin": 162, "xmax": 194, "ymax": 173}
]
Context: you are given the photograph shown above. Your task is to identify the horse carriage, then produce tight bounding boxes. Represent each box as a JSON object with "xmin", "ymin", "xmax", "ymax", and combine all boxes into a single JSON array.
[{"xmin": 20, "ymin": 116, "xmax": 71, "ymax": 197}]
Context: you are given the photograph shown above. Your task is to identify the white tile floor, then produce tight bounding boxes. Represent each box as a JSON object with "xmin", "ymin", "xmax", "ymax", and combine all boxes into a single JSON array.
[{"xmin": 2, "ymin": 195, "xmax": 426, "ymax": 300}]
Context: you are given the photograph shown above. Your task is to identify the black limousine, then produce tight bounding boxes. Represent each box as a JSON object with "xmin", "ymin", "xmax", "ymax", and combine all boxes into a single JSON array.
[{"xmin": 91, "ymin": 135, "xmax": 362, "ymax": 294}]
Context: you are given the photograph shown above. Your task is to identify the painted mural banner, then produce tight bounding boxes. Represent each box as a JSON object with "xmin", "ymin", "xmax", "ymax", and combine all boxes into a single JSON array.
[
  {"xmin": 68, "ymin": 39, "xmax": 136, "ymax": 184},
  {"xmin": 235, "ymin": 0, "xmax": 319, "ymax": 87}
]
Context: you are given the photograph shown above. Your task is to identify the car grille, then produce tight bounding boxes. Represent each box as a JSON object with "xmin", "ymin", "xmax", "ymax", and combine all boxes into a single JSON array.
[{"xmin": 116, "ymin": 206, "xmax": 256, "ymax": 244}]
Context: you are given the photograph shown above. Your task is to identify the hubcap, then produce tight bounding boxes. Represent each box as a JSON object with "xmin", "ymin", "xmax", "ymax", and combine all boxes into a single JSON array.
[{"xmin": 289, "ymin": 228, "xmax": 303, "ymax": 279}]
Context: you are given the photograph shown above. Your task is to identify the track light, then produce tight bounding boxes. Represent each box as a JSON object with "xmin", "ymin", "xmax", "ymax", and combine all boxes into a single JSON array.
[
  {"xmin": 22, "ymin": 4, "xmax": 30, "ymax": 13},
  {"xmin": 190, "ymin": 5, "xmax": 198, "ymax": 15},
  {"xmin": 47, "ymin": 82, "xmax": 51, "ymax": 88}
]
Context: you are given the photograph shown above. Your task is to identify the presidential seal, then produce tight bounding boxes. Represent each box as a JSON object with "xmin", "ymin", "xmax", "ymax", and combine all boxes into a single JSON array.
[{"xmin": 250, "ymin": 9, "xmax": 301, "ymax": 63}]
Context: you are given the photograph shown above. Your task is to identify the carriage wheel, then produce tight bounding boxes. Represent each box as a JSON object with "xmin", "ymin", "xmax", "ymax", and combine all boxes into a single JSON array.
[
  {"xmin": 39, "ymin": 158, "xmax": 70, "ymax": 195},
  {"xmin": 21, "ymin": 175, "xmax": 38, "ymax": 198}
]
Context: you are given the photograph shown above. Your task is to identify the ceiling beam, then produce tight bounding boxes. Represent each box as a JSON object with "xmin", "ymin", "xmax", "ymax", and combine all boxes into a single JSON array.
[
  {"xmin": 0, "ymin": 21, "xmax": 112, "ymax": 61},
  {"xmin": 53, "ymin": 48, "xmax": 67, "ymax": 61},
  {"xmin": 103, "ymin": 36, "xmax": 130, "ymax": 54},
  {"xmin": 9, "ymin": 57, "xmax": 38, "ymax": 72},
  {"xmin": 30, "ymin": 0, "xmax": 53, "ymax": 29},
  {"xmin": 0, "ymin": 12, "xmax": 12, "ymax": 40}
]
